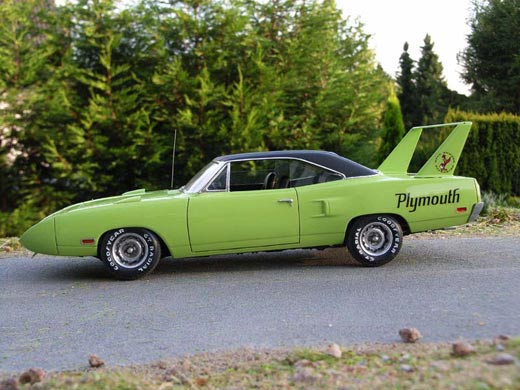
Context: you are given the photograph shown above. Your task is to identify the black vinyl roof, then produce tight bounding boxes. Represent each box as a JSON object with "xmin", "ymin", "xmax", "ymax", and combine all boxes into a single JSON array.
[{"xmin": 214, "ymin": 150, "xmax": 376, "ymax": 178}]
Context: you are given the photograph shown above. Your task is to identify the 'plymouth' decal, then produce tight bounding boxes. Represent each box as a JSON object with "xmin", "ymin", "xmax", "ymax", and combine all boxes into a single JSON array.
[{"xmin": 396, "ymin": 188, "xmax": 460, "ymax": 212}]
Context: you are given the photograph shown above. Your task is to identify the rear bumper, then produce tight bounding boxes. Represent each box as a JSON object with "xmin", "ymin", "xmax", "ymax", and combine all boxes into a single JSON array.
[{"xmin": 468, "ymin": 202, "xmax": 484, "ymax": 223}]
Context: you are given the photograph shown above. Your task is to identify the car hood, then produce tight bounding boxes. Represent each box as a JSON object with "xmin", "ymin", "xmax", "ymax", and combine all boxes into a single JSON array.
[{"xmin": 52, "ymin": 188, "xmax": 184, "ymax": 216}]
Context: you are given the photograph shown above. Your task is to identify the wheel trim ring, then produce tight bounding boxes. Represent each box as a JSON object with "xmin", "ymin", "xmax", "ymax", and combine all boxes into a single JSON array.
[
  {"xmin": 111, "ymin": 233, "xmax": 149, "ymax": 269},
  {"xmin": 359, "ymin": 222, "xmax": 393, "ymax": 257}
]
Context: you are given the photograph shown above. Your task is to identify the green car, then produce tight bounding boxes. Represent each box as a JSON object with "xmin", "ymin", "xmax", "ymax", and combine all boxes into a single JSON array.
[{"xmin": 20, "ymin": 122, "xmax": 483, "ymax": 279}]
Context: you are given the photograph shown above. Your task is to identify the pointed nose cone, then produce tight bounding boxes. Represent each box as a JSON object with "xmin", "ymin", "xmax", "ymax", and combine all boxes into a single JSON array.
[{"xmin": 19, "ymin": 217, "xmax": 58, "ymax": 255}]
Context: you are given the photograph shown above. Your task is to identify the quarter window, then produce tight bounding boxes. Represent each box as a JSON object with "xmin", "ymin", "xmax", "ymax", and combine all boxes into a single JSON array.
[{"xmin": 207, "ymin": 167, "xmax": 228, "ymax": 191}]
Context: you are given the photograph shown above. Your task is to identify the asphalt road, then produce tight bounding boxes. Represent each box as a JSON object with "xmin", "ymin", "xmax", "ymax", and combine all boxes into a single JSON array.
[{"xmin": 1, "ymin": 237, "xmax": 519, "ymax": 372}]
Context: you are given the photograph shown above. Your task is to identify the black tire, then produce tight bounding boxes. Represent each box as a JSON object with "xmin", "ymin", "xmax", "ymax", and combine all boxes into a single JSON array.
[
  {"xmin": 346, "ymin": 215, "xmax": 403, "ymax": 267},
  {"xmin": 99, "ymin": 228, "xmax": 162, "ymax": 280}
]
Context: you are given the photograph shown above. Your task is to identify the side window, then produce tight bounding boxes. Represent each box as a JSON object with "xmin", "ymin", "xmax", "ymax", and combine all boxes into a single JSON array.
[
  {"xmin": 207, "ymin": 166, "xmax": 228, "ymax": 191},
  {"xmin": 289, "ymin": 160, "xmax": 343, "ymax": 187},
  {"xmin": 230, "ymin": 160, "xmax": 274, "ymax": 191},
  {"xmin": 226, "ymin": 158, "xmax": 343, "ymax": 191}
]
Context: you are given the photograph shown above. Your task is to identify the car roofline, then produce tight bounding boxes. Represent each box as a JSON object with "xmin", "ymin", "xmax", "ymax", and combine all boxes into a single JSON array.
[{"xmin": 212, "ymin": 150, "xmax": 376, "ymax": 178}]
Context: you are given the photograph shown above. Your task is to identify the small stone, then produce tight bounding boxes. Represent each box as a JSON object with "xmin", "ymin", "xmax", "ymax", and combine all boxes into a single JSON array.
[
  {"xmin": 431, "ymin": 360, "xmax": 450, "ymax": 372},
  {"xmin": 452, "ymin": 341, "xmax": 476, "ymax": 357},
  {"xmin": 195, "ymin": 377, "xmax": 209, "ymax": 386},
  {"xmin": 497, "ymin": 334, "xmax": 511, "ymax": 341},
  {"xmin": 18, "ymin": 368, "xmax": 45, "ymax": 385},
  {"xmin": 380, "ymin": 354, "xmax": 390, "ymax": 362},
  {"xmin": 294, "ymin": 359, "xmax": 316, "ymax": 369},
  {"xmin": 496, "ymin": 344, "xmax": 504, "ymax": 352},
  {"xmin": 157, "ymin": 383, "xmax": 175, "ymax": 390},
  {"xmin": 162, "ymin": 373, "xmax": 181, "ymax": 384},
  {"xmin": 400, "ymin": 364, "xmax": 413, "ymax": 373},
  {"xmin": 0, "ymin": 378, "xmax": 18, "ymax": 390},
  {"xmin": 399, "ymin": 328, "xmax": 422, "ymax": 343},
  {"xmin": 292, "ymin": 367, "xmax": 322, "ymax": 384},
  {"xmin": 181, "ymin": 359, "xmax": 192, "ymax": 370},
  {"xmin": 154, "ymin": 361, "xmax": 168, "ymax": 370},
  {"xmin": 325, "ymin": 343, "xmax": 342, "ymax": 358},
  {"xmin": 400, "ymin": 353, "xmax": 411, "ymax": 362},
  {"xmin": 88, "ymin": 354, "xmax": 105, "ymax": 368},
  {"xmin": 487, "ymin": 353, "xmax": 515, "ymax": 365}
]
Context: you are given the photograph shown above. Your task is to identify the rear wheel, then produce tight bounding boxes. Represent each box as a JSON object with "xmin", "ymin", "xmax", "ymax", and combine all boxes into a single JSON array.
[
  {"xmin": 346, "ymin": 215, "xmax": 403, "ymax": 267},
  {"xmin": 99, "ymin": 228, "xmax": 161, "ymax": 280}
]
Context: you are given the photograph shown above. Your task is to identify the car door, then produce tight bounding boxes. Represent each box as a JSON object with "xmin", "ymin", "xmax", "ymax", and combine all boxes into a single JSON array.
[{"xmin": 187, "ymin": 159, "xmax": 300, "ymax": 252}]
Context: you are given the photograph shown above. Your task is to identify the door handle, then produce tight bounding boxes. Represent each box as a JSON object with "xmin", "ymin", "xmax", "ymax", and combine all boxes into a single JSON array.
[{"xmin": 278, "ymin": 198, "xmax": 294, "ymax": 206}]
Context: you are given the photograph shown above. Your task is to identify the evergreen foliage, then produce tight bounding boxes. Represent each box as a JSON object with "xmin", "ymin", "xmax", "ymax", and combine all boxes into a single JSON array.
[
  {"xmin": 378, "ymin": 87, "xmax": 405, "ymax": 164},
  {"xmin": 446, "ymin": 109, "xmax": 520, "ymax": 195},
  {"xmin": 396, "ymin": 42, "xmax": 419, "ymax": 131},
  {"xmin": 0, "ymin": 0, "xmax": 389, "ymax": 235},
  {"xmin": 460, "ymin": 0, "xmax": 520, "ymax": 114},
  {"xmin": 396, "ymin": 35, "xmax": 467, "ymax": 129},
  {"xmin": 0, "ymin": 0, "xmax": 63, "ymax": 213}
]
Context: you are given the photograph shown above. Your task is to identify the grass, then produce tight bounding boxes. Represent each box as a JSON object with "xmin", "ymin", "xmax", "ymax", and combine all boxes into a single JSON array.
[
  {"xmin": 2, "ymin": 338, "xmax": 518, "ymax": 389},
  {"xmin": 0, "ymin": 237, "xmax": 22, "ymax": 254},
  {"xmin": 410, "ymin": 206, "xmax": 520, "ymax": 240}
]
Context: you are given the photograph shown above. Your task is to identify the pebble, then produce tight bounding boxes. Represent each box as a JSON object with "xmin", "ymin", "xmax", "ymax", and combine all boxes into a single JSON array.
[
  {"xmin": 292, "ymin": 367, "xmax": 322, "ymax": 384},
  {"xmin": 88, "ymin": 354, "xmax": 105, "ymax": 368},
  {"xmin": 196, "ymin": 377, "xmax": 209, "ymax": 386},
  {"xmin": 18, "ymin": 368, "xmax": 45, "ymax": 385},
  {"xmin": 487, "ymin": 353, "xmax": 515, "ymax": 365},
  {"xmin": 399, "ymin": 328, "xmax": 422, "ymax": 343},
  {"xmin": 452, "ymin": 341, "xmax": 476, "ymax": 357},
  {"xmin": 294, "ymin": 359, "xmax": 317, "ymax": 369},
  {"xmin": 400, "ymin": 364, "xmax": 413, "ymax": 373},
  {"xmin": 325, "ymin": 343, "xmax": 342, "ymax": 358},
  {"xmin": 0, "ymin": 378, "xmax": 18, "ymax": 390}
]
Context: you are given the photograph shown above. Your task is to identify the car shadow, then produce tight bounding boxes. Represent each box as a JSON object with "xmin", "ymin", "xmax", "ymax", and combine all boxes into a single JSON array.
[
  {"xmin": 153, "ymin": 247, "xmax": 358, "ymax": 277},
  {"xmin": 11, "ymin": 248, "xmax": 357, "ymax": 283},
  {"xmin": 20, "ymin": 239, "xmax": 468, "ymax": 282}
]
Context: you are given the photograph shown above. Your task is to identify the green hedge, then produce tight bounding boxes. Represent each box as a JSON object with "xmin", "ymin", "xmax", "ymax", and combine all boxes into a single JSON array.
[
  {"xmin": 445, "ymin": 109, "xmax": 520, "ymax": 195},
  {"xmin": 0, "ymin": 205, "xmax": 45, "ymax": 238}
]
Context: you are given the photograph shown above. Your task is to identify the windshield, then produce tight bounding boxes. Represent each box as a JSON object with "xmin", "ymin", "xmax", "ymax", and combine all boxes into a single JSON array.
[{"xmin": 182, "ymin": 161, "xmax": 224, "ymax": 193}]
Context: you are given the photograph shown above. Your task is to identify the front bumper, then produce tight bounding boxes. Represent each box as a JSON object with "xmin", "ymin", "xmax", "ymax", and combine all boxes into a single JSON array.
[{"xmin": 19, "ymin": 216, "xmax": 58, "ymax": 255}]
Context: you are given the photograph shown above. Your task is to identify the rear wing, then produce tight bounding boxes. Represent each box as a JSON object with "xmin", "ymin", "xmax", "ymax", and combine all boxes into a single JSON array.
[{"xmin": 377, "ymin": 121, "xmax": 472, "ymax": 176}]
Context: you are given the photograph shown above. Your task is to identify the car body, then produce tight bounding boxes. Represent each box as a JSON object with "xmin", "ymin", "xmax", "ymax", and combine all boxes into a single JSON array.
[{"xmin": 20, "ymin": 122, "xmax": 483, "ymax": 279}]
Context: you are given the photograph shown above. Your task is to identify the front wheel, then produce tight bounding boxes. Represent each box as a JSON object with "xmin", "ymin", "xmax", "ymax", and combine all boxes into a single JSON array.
[
  {"xmin": 346, "ymin": 215, "xmax": 403, "ymax": 267},
  {"xmin": 99, "ymin": 228, "xmax": 162, "ymax": 280}
]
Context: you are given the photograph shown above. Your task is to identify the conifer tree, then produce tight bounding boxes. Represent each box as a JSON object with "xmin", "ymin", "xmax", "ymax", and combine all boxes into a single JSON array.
[
  {"xmin": 246, "ymin": 0, "xmax": 389, "ymax": 165},
  {"xmin": 461, "ymin": 0, "xmax": 520, "ymax": 114},
  {"xmin": 415, "ymin": 34, "xmax": 448, "ymax": 124},
  {"xmin": 378, "ymin": 87, "xmax": 405, "ymax": 164},
  {"xmin": 396, "ymin": 42, "xmax": 418, "ymax": 130},
  {"xmin": 0, "ymin": 0, "xmax": 65, "ymax": 214}
]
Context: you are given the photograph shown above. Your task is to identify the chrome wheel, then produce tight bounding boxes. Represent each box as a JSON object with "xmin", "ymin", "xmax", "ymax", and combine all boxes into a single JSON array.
[
  {"xmin": 359, "ymin": 222, "xmax": 393, "ymax": 257},
  {"xmin": 100, "ymin": 228, "xmax": 161, "ymax": 279},
  {"xmin": 346, "ymin": 215, "xmax": 403, "ymax": 267},
  {"xmin": 111, "ymin": 232, "xmax": 149, "ymax": 268}
]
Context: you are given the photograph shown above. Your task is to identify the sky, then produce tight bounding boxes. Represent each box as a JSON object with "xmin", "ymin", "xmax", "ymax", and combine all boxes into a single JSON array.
[{"xmin": 335, "ymin": 0, "xmax": 474, "ymax": 95}]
